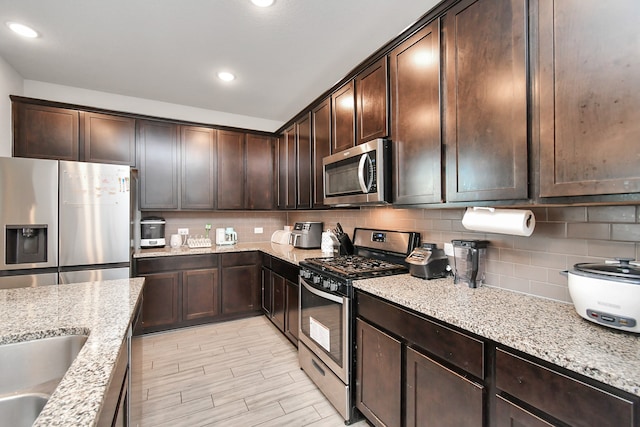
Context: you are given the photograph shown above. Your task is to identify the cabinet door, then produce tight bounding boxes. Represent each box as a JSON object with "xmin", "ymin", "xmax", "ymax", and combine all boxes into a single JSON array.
[
  {"xmin": 495, "ymin": 395, "xmax": 554, "ymax": 427},
  {"xmin": 406, "ymin": 347, "xmax": 484, "ymax": 427},
  {"xmin": 538, "ymin": 0, "xmax": 640, "ymax": 197},
  {"xmin": 181, "ymin": 126, "xmax": 216, "ymax": 210},
  {"xmin": 246, "ymin": 134, "xmax": 275, "ymax": 210},
  {"xmin": 444, "ymin": 0, "xmax": 528, "ymax": 202},
  {"xmin": 137, "ymin": 120, "xmax": 179, "ymax": 209},
  {"xmin": 356, "ymin": 318, "xmax": 402, "ymax": 427},
  {"xmin": 285, "ymin": 125, "xmax": 297, "ymax": 209},
  {"xmin": 390, "ymin": 21, "xmax": 442, "ymax": 205},
  {"xmin": 272, "ymin": 273, "xmax": 286, "ymax": 332},
  {"xmin": 277, "ymin": 135, "xmax": 287, "ymax": 209},
  {"xmin": 296, "ymin": 113, "xmax": 312, "ymax": 209},
  {"xmin": 221, "ymin": 253, "xmax": 261, "ymax": 315},
  {"xmin": 140, "ymin": 272, "xmax": 180, "ymax": 329},
  {"xmin": 14, "ymin": 103, "xmax": 79, "ymax": 160},
  {"xmin": 82, "ymin": 112, "xmax": 136, "ymax": 166},
  {"xmin": 356, "ymin": 57, "xmax": 389, "ymax": 145},
  {"xmin": 182, "ymin": 268, "xmax": 219, "ymax": 321},
  {"xmin": 332, "ymin": 80, "xmax": 355, "ymax": 153},
  {"xmin": 217, "ymin": 130, "xmax": 245, "ymax": 209},
  {"xmin": 285, "ymin": 279, "xmax": 299, "ymax": 343},
  {"xmin": 312, "ymin": 98, "xmax": 331, "ymax": 208},
  {"xmin": 261, "ymin": 267, "xmax": 273, "ymax": 316}
]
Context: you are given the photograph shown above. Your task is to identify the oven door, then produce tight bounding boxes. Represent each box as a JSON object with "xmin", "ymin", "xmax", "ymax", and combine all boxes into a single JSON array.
[{"xmin": 299, "ymin": 278, "xmax": 350, "ymax": 383}]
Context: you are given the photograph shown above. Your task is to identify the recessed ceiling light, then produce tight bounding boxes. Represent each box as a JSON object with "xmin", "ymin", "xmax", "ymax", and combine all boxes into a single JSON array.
[
  {"xmin": 217, "ymin": 71, "xmax": 236, "ymax": 82},
  {"xmin": 251, "ymin": 0, "xmax": 274, "ymax": 7},
  {"xmin": 6, "ymin": 22, "xmax": 38, "ymax": 38}
]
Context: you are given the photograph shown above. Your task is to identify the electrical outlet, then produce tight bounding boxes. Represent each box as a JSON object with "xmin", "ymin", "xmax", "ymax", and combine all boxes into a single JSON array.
[
  {"xmin": 254, "ymin": 227, "xmax": 263, "ymax": 234},
  {"xmin": 178, "ymin": 228, "xmax": 189, "ymax": 235}
]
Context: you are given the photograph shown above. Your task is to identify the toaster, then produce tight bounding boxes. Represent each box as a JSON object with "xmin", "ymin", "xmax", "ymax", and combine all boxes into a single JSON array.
[{"xmin": 406, "ymin": 243, "xmax": 450, "ymax": 279}]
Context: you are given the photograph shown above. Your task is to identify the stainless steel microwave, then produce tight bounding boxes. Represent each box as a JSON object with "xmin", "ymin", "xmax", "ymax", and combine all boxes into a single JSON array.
[{"xmin": 323, "ymin": 138, "xmax": 390, "ymax": 206}]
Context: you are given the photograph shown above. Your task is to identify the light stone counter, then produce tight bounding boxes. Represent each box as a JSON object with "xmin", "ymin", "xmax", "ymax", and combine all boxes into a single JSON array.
[
  {"xmin": 0, "ymin": 278, "xmax": 145, "ymax": 426},
  {"xmin": 133, "ymin": 242, "xmax": 327, "ymax": 265},
  {"xmin": 353, "ymin": 275, "xmax": 640, "ymax": 397}
]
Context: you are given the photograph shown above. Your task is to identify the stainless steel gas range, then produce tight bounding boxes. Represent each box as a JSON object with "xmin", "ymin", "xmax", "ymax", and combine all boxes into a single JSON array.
[{"xmin": 298, "ymin": 228, "xmax": 420, "ymax": 424}]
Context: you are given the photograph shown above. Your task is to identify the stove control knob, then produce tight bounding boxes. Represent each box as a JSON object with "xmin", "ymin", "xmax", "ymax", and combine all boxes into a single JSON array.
[
  {"xmin": 329, "ymin": 282, "xmax": 339, "ymax": 292},
  {"xmin": 301, "ymin": 270, "xmax": 311, "ymax": 279},
  {"xmin": 322, "ymin": 279, "xmax": 331, "ymax": 289},
  {"xmin": 312, "ymin": 275, "xmax": 321, "ymax": 284}
]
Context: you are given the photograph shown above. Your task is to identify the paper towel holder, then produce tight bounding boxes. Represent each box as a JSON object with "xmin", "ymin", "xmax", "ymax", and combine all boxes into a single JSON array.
[{"xmin": 462, "ymin": 207, "xmax": 535, "ymax": 236}]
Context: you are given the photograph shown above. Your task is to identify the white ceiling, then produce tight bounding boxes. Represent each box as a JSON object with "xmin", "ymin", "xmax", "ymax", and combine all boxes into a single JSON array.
[{"xmin": 0, "ymin": 0, "xmax": 440, "ymax": 127}]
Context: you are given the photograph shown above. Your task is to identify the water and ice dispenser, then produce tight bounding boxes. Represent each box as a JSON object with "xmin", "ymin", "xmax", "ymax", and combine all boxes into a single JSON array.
[{"xmin": 5, "ymin": 225, "xmax": 49, "ymax": 264}]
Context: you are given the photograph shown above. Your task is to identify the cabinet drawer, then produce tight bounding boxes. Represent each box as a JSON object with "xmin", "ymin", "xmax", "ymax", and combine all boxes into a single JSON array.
[
  {"xmin": 136, "ymin": 254, "xmax": 217, "ymax": 274},
  {"xmin": 496, "ymin": 348, "xmax": 636, "ymax": 427},
  {"xmin": 261, "ymin": 253, "xmax": 272, "ymax": 269},
  {"xmin": 221, "ymin": 251, "xmax": 260, "ymax": 267},
  {"xmin": 271, "ymin": 257, "xmax": 299, "ymax": 283},
  {"xmin": 357, "ymin": 291, "xmax": 484, "ymax": 378}
]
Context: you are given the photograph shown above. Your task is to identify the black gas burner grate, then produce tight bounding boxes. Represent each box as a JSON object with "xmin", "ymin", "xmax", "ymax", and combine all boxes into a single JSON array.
[{"xmin": 303, "ymin": 255, "xmax": 407, "ymax": 279}]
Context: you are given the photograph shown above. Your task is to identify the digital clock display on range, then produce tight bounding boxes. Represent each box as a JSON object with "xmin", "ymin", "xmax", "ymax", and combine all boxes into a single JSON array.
[{"xmin": 371, "ymin": 232, "xmax": 386, "ymax": 242}]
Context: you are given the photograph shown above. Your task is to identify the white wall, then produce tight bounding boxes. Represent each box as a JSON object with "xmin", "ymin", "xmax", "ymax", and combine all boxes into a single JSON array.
[
  {"xmin": 23, "ymin": 81, "xmax": 283, "ymax": 132},
  {"xmin": 0, "ymin": 56, "xmax": 24, "ymax": 156}
]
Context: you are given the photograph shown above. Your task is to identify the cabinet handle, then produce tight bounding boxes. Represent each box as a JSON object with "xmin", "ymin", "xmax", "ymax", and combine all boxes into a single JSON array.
[{"xmin": 517, "ymin": 376, "xmax": 524, "ymax": 384}]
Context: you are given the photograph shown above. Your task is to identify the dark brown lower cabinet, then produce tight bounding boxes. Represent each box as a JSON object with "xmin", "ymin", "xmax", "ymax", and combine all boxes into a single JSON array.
[
  {"xmin": 285, "ymin": 279, "xmax": 299, "ymax": 342},
  {"xmin": 272, "ymin": 273, "xmax": 286, "ymax": 331},
  {"xmin": 261, "ymin": 254, "xmax": 299, "ymax": 346},
  {"xmin": 182, "ymin": 268, "xmax": 219, "ymax": 321},
  {"xmin": 220, "ymin": 252, "xmax": 261, "ymax": 316},
  {"xmin": 495, "ymin": 395, "xmax": 553, "ymax": 427},
  {"xmin": 139, "ymin": 271, "xmax": 180, "ymax": 329},
  {"xmin": 406, "ymin": 347, "xmax": 484, "ymax": 427},
  {"xmin": 355, "ymin": 318, "xmax": 402, "ymax": 427}
]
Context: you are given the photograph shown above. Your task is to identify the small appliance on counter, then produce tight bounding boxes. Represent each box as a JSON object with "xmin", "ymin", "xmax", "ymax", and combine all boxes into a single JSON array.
[
  {"xmin": 406, "ymin": 243, "xmax": 449, "ymax": 279},
  {"xmin": 289, "ymin": 222, "xmax": 323, "ymax": 249},
  {"xmin": 566, "ymin": 258, "xmax": 640, "ymax": 332},
  {"xmin": 216, "ymin": 227, "xmax": 237, "ymax": 246},
  {"xmin": 271, "ymin": 229, "xmax": 292, "ymax": 245},
  {"xmin": 140, "ymin": 217, "xmax": 166, "ymax": 248},
  {"xmin": 452, "ymin": 239, "xmax": 489, "ymax": 288}
]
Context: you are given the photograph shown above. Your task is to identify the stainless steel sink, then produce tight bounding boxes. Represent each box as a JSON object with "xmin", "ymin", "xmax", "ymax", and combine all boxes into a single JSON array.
[
  {"xmin": 0, "ymin": 393, "xmax": 49, "ymax": 427},
  {"xmin": 0, "ymin": 334, "xmax": 88, "ymax": 425}
]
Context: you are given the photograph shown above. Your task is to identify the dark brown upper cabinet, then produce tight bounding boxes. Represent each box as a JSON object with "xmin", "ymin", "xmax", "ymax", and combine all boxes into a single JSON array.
[
  {"xmin": 443, "ymin": 0, "xmax": 528, "ymax": 202},
  {"xmin": 356, "ymin": 57, "xmax": 389, "ymax": 145},
  {"xmin": 296, "ymin": 113, "xmax": 313, "ymax": 209},
  {"xmin": 331, "ymin": 80, "xmax": 356, "ymax": 153},
  {"xmin": 180, "ymin": 126, "xmax": 216, "ymax": 210},
  {"xmin": 246, "ymin": 134, "xmax": 275, "ymax": 210},
  {"xmin": 390, "ymin": 20, "xmax": 442, "ymax": 205},
  {"xmin": 137, "ymin": 120, "xmax": 180, "ymax": 210},
  {"xmin": 282, "ymin": 124, "xmax": 297, "ymax": 209},
  {"xmin": 13, "ymin": 101, "xmax": 136, "ymax": 166},
  {"xmin": 277, "ymin": 134, "xmax": 288, "ymax": 210},
  {"xmin": 82, "ymin": 112, "xmax": 136, "ymax": 166},
  {"xmin": 13, "ymin": 103, "xmax": 79, "ymax": 161},
  {"xmin": 537, "ymin": 0, "xmax": 640, "ymax": 198},
  {"xmin": 312, "ymin": 97, "xmax": 331, "ymax": 208},
  {"xmin": 217, "ymin": 130, "xmax": 246, "ymax": 210}
]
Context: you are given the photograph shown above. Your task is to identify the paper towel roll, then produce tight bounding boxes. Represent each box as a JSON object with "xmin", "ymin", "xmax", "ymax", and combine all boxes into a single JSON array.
[{"xmin": 462, "ymin": 207, "xmax": 535, "ymax": 236}]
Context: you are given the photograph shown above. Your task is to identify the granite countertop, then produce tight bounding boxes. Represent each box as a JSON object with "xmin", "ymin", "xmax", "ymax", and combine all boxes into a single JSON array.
[
  {"xmin": 133, "ymin": 242, "xmax": 327, "ymax": 265},
  {"xmin": 0, "ymin": 278, "xmax": 145, "ymax": 426},
  {"xmin": 354, "ymin": 275, "xmax": 640, "ymax": 397}
]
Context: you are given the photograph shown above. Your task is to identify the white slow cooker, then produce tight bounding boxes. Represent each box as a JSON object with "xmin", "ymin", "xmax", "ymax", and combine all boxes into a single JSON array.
[{"xmin": 567, "ymin": 258, "xmax": 640, "ymax": 333}]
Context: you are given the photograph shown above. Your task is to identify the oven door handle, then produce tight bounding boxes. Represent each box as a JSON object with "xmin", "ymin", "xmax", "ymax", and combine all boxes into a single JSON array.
[{"xmin": 301, "ymin": 279, "xmax": 344, "ymax": 304}]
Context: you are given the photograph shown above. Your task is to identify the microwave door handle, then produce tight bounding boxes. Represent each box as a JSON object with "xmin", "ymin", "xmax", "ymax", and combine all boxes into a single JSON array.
[{"xmin": 357, "ymin": 154, "xmax": 371, "ymax": 193}]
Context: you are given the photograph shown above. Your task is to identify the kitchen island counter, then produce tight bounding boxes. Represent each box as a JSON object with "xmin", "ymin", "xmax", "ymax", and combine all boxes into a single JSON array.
[
  {"xmin": 354, "ymin": 275, "xmax": 640, "ymax": 397},
  {"xmin": 0, "ymin": 278, "xmax": 144, "ymax": 426}
]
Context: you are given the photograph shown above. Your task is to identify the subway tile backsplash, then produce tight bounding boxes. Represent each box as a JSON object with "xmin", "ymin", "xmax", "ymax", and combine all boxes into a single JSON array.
[
  {"xmin": 147, "ymin": 205, "xmax": 640, "ymax": 304},
  {"xmin": 290, "ymin": 205, "xmax": 640, "ymax": 304}
]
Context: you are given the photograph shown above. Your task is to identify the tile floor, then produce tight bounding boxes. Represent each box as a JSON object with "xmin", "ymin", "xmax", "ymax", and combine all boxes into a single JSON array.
[{"xmin": 133, "ymin": 315, "xmax": 370, "ymax": 426}]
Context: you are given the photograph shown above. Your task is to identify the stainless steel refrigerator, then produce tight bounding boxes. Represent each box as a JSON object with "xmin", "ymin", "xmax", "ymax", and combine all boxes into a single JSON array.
[{"xmin": 0, "ymin": 157, "xmax": 131, "ymax": 288}]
